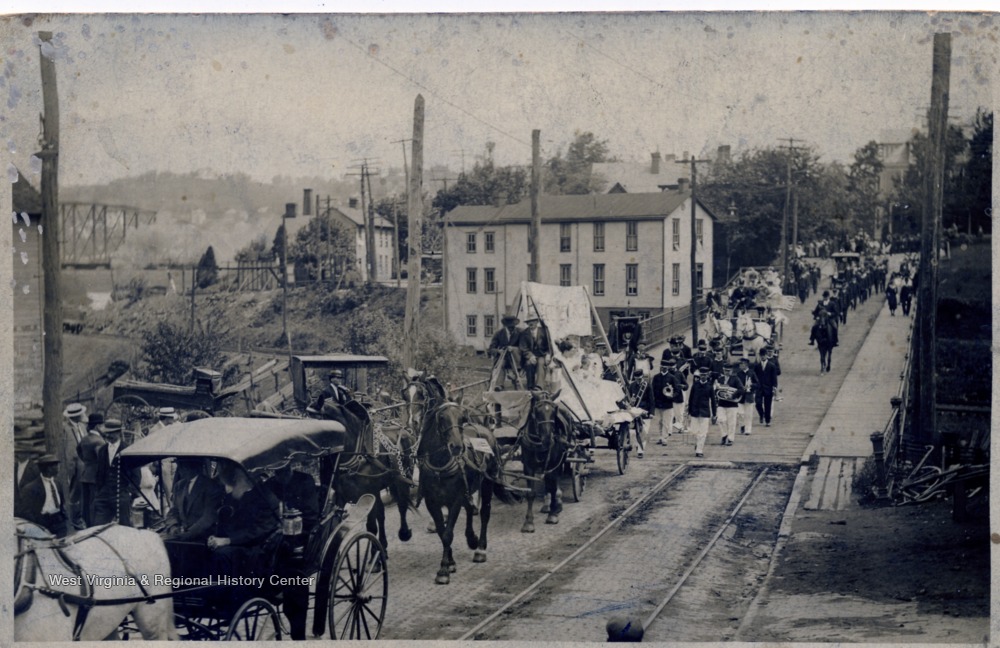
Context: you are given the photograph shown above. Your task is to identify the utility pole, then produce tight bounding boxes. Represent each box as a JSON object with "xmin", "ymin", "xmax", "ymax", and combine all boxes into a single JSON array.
[
  {"xmin": 281, "ymin": 202, "xmax": 296, "ymax": 362},
  {"xmin": 392, "ymin": 138, "xmax": 412, "ymax": 289},
  {"xmin": 530, "ymin": 129, "xmax": 541, "ymax": 282},
  {"xmin": 38, "ymin": 31, "xmax": 63, "ymax": 462},
  {"xmin": 917, "ymin": 33, "xmax": 950, "ymax": 447},
  {"xmin": 779, "ymin": 137, "xmax": 805, "ymax": 293},
  {"xmin": 403, "ymin": 95, "xmax": 424, "ymax": 369},
  {"xmin": 677, "ymin": 155, "xmax": 712, "ymax": 345},
  {"xmin": 366, "ymin": 166, "xmax": 378, "ymax": 282}
]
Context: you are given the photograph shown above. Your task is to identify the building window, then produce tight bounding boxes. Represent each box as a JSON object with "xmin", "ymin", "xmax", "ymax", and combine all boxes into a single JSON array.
[
  {"xmin": 593, "ymin": 264, "xmax": 605, "ymax": 296},
  {"xmin": 672, "ymin": 218, "xmax": 680, "ymax": 251},
  {"xmin": 560, "ymin": 264, "xmax": 572, "ymax": 287},
  {"xmin": 466, "ymin": 268, "xmax": 477, "ymax": 293},
  {"xmin": 484, "ymin": 314, "xmax": 496, "ymax": 338},
  {"xmin": 466, "ymin": 315, "xmax": 477, "ymax": 337},
  {"xmin": 484, "ymin": 268, "xmax": 496, "ymax": 294},
  {"xmin": 560, "ymin": 223, "xmax": 572, "ymax": 252},
  {"xmin": 695, "ymin": 263, "xmax": 704, "ymax": 294},
  {"xmin": 626, "ymin": 264, "xmax": 638, "ymax": 296},
  {"xmin": 593, "ymin": 222, "xmax": 605, "ymax": 252},
  {"xmin": 696, "ymin": 219, "xmax": 704, "ymax": 247},
  {"xmin": 626, "ymin": 221, "xmax": 638, "ymax": 252},
  {"xmin": 672, "ymin": 263, "xmax": 680, "ymax": 296},
  {"xmin": 484, "ymin": 231, "xmax": 495, "ymax": 253},
  {"xmin": 466, "ymin": 232, "xmax": 477, "ymax": 253}
]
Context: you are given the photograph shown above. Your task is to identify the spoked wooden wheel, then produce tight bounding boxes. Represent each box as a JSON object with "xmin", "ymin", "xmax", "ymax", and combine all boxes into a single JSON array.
[
  {"xmin": 570, "ymin": 455, "xmax": 587, "ymax": 502},
  {"xmin": 615, "ymin": 424, "xmax": 630, "ymax": 475},
  {"xmin": 328, "ymin": 532, "xmax": 388, "ymax": 640},
  {"xmin": 224, "ymin": 597, "xmax": 282, "ymax": 640},
  {"xmin": 105, "ymin": 395, "xmax": 157, "ymax": 444}
]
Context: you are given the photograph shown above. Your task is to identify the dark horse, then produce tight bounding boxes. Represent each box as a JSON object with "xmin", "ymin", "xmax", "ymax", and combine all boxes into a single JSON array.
[
  {"xmin": 318, "ymin": 399, "xmax": 415, "ymax": 555},
  {"xmin": 518, "ymin": 390, "xmax": 571, "ymax": 532},
  {"xmin": 809, "ymin": 311, "xmax": 836, "ymax": 373},
  {"xmin": 415, "ymin": 399, "xmax": 517, "ymax": 584}
]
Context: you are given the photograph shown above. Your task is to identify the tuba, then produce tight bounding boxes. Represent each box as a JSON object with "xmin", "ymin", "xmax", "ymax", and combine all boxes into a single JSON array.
[{"xmin": 716, "ymin": 382, "xmax": 739, "ymax": 403}]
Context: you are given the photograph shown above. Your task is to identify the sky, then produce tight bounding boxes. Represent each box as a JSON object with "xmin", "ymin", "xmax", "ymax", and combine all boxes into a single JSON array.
[{"xmin": 1, "ymin": 11, "xmax": 996, "ymax": 189}]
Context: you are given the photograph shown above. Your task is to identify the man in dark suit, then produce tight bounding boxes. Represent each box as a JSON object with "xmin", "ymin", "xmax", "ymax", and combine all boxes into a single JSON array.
[
  {"xmin": 77, "ymin": 415, "xmax": 107, "ymax": 527},
  {"xmin": 311, "ymin": 369, "xmax": 354, "ymax": 411},
  {"xmin": 91, "ymin": 420, "xmax": 140, "ymax": 526},
  {"xmin": 15, "ymin": 454, "xmax": 69, "ymax": 537},
  {"xmin": 488, "ymin": 314, "xmax": 524, "ymax": 389},
  {"xmin": 208, "ymin": 460, "xmax": 281, "ymax": 579},
  {"xmin": 753, "ymin": 347, "xmax": 780, "ymax": 427},
  {"xmin": 266, "ymin": 465, "xmax": 320, "ymax": 640},
  {"xmin": 519, "ymin": 317, "xmax": 552, "ymax": 390},
  {"xmin": 161, "ymin": 458, "xmax": 225, "ymax": 542}
]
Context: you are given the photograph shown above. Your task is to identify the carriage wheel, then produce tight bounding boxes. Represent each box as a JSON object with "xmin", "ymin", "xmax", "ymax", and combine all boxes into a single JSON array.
[
  {"xmin": 105, "ymin": 395, "xmax": 157, "ymax": 443},
  {"xmin": 223, "ymin": 597, "xmax": 282, "ymax": 641},
  {"xmin": 615, "ymin": 424, "xmax": 630, "ymax": 475},
  {"xmin": 570, "ymin": 456, "xmax": 587, "ymax": 502},
  {"xmin": 328, "ymin": 532, "xmax": 388, "ymax": 640}
]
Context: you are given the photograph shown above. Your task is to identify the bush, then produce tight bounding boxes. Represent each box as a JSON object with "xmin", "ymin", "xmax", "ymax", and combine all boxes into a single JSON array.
[
  {"xmin": 137, "ymin": 320, "xmax": 228, "ymax": 385},
  {"xmin": 112, "ymin": 276, "xmax": 148, "ymax": 306}
]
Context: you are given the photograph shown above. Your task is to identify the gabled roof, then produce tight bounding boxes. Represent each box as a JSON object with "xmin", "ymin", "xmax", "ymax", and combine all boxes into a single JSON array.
[
  {"xmin": 446, "ymin": 191, "xmax": 715, "ymax": 226},
  {"xmin": 331, "ymin": 205, "xmax": 393, "ymax": 229},
  {"xmin": 13, "ymin": 169, "xmax": 43, "ymax": 215},
  {"xmin": 591, "ymin": 161, "xmax": 674, "ymax": 194}
]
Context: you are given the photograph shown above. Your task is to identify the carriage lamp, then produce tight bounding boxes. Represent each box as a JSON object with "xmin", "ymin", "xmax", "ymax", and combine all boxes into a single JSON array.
[{"xmin": 282, "ymin": 508, "xmax": 304, "ymax": 537}]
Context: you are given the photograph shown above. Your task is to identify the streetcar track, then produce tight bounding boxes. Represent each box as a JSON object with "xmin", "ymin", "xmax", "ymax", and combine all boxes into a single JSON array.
[{"xmin": 457, "ymin": 463, "xmax": 774, "ymax": 641}]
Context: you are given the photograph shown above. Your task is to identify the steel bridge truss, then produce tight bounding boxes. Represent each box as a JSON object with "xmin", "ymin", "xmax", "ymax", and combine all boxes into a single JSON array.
[{"xmin": 60, "ymin": 202, "xmax": 157, "ymax": 266}]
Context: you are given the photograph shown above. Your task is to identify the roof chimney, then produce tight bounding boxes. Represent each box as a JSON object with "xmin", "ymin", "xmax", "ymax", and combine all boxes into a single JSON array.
[
  {"xmin": 651, "ymin": 152, "xmax": 661, "ymax": 175},
  {"xmin": 348, "ymin": 197, "xmax": 359, "ymax": 209},
  {"xmin": 677, "ymin": 177, "xmax": 690, "ymax": 193}
]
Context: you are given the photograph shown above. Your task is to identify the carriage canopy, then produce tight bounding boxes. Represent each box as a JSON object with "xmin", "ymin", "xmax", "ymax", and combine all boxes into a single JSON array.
[{"xmin": 120, "ymin": 416, "xmax": 347, "ymax": 472}]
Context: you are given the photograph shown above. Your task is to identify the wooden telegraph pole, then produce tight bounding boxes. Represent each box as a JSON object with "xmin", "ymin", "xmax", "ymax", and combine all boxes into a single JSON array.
[
  {"xmin": 917, "ymin": 33, "xmax": 951, "ymax": 445},
  {"xmin": 402, "ymin": 95, "xmax": 425, "ymax": 369},
  {"xmin": 38, "ymin": 32, "xmax": 64, "ymax": 459},
  {"xmin": 678, "ymin": 155, "xmax": 711, "ymax": 345},
  {"xmin": 529, "ymin": 129, "xmax": 541, "ymax": 282}
]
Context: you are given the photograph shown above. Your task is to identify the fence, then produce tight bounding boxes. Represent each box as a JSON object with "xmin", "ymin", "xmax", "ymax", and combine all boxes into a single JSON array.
[{"xmin": 219, "ymin": 262, "xmax": 281, "ymax": 291}]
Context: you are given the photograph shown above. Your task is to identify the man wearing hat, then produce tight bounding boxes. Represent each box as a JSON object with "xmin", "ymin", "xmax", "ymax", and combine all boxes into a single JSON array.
[
  {"xmin": 691, "ymin": 339, "xmax": 713, "ymax": 374},
  {"xmin": 735, "ymin": 356, "xmax": 759, "ymax": 435},
  {"xmin": 92, "ymin": 420, "xmax": 141, "ymax": 525},
  {"xmin": 686, "ymin": 366, "xmax": 717, "ymax": 458},
  {"xmin": 650, "ymin": 358, "xmax": 682, "ymax": 446},
  {"xmin": 312, "ymin": 369, "xmax": 354, "ymax": 411},
  {"xmin": 488, "ymin": 312, "xmax": 525, "ymax": 389},
  {"xmin": 14, "ymin": 446, "xmax": 41, "ymax": 506},
  {"xmin": 714, "ymin": 362, "xmax": 745, "ymax": 447},
  {"xmin": 518, "ymin": 316, "xmax": 551, "ymax": 390},
  {"xmin": 15, "ymin": 454, "xmax": 69, "ymax": 537},
  {"xmin": 61, "ymin": 403, "xmax": 88, "ymax": 531},
  {"xmin": 667, "ymin": 355, "xmax": 688, "ymax": 434},
  {"xmin": 753, "ymin": 346, "xmax": 780, "ymax": 427}
]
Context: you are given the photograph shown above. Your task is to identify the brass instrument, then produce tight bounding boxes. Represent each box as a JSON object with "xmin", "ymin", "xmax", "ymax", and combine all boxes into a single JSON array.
[{"xmin": 715, "ymin": 384, "xmax": 740, "ymax": 403}]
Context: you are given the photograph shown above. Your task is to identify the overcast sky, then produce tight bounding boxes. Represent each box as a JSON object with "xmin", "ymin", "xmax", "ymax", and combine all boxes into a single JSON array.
[{"xmin": 2, "ymin": 12, "xmax": 995, "ymax": 189}]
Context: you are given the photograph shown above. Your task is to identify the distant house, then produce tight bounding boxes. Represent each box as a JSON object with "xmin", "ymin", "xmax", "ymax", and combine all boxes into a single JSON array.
[
  {"xmin": 12, "ymin": 171, "xmax": 44, "ymax": 412},
  {"xmin": 592, "ymin": 152, "xmax": 679, "ymax": 194},
  {"xmin": 444, "ymin": 191, "xmax": 716, "ymax": 351},
  {"xmin": 327, "ymin": 198, "xmax": 395, "ymax": 282}
]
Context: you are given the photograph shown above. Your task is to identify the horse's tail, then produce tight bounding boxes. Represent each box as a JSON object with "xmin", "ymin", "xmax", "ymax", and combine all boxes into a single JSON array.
[{"xmin": 489, "ymin": 478, "xmax": 521, "ymax": 505}]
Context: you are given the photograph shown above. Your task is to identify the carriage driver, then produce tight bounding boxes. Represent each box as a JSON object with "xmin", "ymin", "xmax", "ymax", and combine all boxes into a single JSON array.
[
  {"xmin": 488, "ymin": 313, "xmax": 524, "ymax": 389},
  {"xmin": 207, "ymin": 460, "xmax": 281, "ymax": 580},
  {"xmin": 519, "ymin": 317, "xmax": 552, "ymax": 390},
  {"xmin": 312, "ymin": 369, "xmax": 354, "ymax": 411}
]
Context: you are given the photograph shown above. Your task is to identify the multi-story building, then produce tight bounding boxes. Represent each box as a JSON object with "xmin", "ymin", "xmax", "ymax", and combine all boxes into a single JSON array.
[
  {"xmin": 328, "ymin": 198, "xmax": 395, "ymax": 282},
  {"xmin": 443, "ymin": 191, "xmax": 715, "ymax": 351}
]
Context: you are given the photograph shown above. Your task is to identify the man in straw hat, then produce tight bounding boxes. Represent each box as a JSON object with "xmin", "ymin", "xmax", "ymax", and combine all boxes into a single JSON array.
[{"xmin": 61, "ymin": 402, "xmax": 88, "ymax": 530}]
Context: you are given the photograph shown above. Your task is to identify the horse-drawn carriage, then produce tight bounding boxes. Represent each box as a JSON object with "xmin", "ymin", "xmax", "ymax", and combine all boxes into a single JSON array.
[
  {"xmin": 107, "ymin": 367, "xmax": 244, "ymax": 440},
  {"xmin": 831, "ymin": 251, "xmax": 863, "ymax": 288},
  {"xmin": 114, "ymin": 416, "xmax": 385, "ymax": 640}
]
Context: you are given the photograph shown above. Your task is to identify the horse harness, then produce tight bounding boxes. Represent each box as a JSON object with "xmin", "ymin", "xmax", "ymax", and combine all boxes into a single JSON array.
[
  {"xmin": 15, "ymin": 523, "xmax": 162, "ymax": 641},
  {"xmin": 517, "ymin": 397, "xmax": 569, "ymax": 478}
]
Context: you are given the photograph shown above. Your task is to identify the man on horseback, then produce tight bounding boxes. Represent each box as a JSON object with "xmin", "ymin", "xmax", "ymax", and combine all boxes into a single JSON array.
[{"xmin": 809, "ymin": 310, "xmax": 836, "ymax": 373}]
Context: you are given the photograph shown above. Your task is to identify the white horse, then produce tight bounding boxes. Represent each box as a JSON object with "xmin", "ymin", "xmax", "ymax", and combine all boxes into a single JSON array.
[
  {"xmin": 735, "ymin": 312, "xmax": 772, "ymax": 359},
  {"xmin": 15, "ymin": 520, "xmax": 179, "ymax": 641}
]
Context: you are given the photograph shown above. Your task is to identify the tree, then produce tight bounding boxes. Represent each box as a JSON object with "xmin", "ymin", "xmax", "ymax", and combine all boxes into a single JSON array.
[
  {"xmin": 431, "ymin": 158, "xmax": 528, "ymax": 214},
  {"xmin": 959, "ymin": 109, "xmax": 992, "ymax": 234},
  {"xmin": 847, "ymin": 141, "xmax": 885, "ymax": 239},
  {"xmin": 234, "ymin": 235, "xmax": 271, "ymax": 264},
  {"xmin": 288, "ymin": 212, "xmax": 356, "ymax": 287},
  {"xmin": 544, "ymin": 130, "xmax": 615, "ymax": 194},
  {"xmin": 890, "ymin": 123, "xmax": 970, "ymax": 236},
  {"xmin": 138, "ymin": 320, "xmax": 228, "ymax": 385},
  {"xmin": 196, "ymin": 246, "xmax": 218, "ymax": 288}
]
